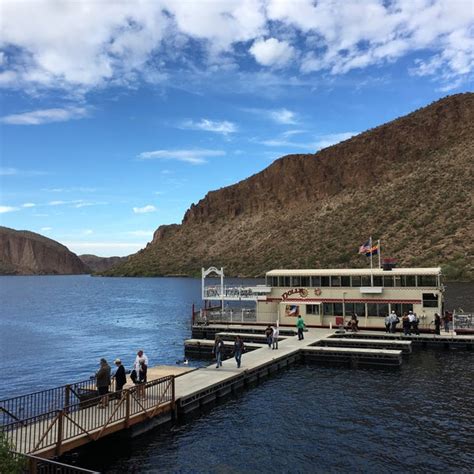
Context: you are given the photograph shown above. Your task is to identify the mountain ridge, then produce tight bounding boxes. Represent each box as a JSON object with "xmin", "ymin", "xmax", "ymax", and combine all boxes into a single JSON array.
[{"xmin": 94, "ymin": 93, "xmax": 474, "ymax": 279}]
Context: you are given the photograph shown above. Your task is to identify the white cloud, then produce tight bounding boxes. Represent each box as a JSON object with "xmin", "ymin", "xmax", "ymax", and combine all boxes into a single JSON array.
[
  {"xmin": 314, "ymin": 132, "xmax": 357, "ymax": 150},
  {"xmin": 259, "ymin": 131, "xmax": 358, "ymax": 150},
  {"xmin": 0, "ymin": 0, "xmax": 472, "ymax": 92},
  {"xmin": 0, "ymin": 205, "xmax": 19, "ymax": 213},
  {"xmin": 40, "ymin": 227, "xmax": 52, "ymax": 232},
  {"xmin": 0, "ymin": 107, "xmax": 89, "ymax": 125},
  {"xmin": 244, "ymin": 107, "xmax": 298, "ymax": 124},
  {"xmin": 137, "ymin": 149, "xmax": 225, "ymax": 164},
  {"xmin": 0, "ymin": 167, "xmax": 18, "ymax": 176},
  {"xmin": 82, "ymin": 229, "xmax": 93, "ymax": 235},
  {"xmin": 133, "ymin": 205, "xmax": 157, "ymax": 214},
  {"xmin": 22, "ymin": 202, "xmax": 36, "ymax": 208},
  {"xmin": 180, "ymin": 119, "xmax": 238, "ymax": 135},
  {"xmin": 249, "ymin": 38, "xmax": 295, "ymax": 67}
]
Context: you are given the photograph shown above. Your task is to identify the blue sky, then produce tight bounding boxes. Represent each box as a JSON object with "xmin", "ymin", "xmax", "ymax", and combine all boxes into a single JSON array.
[{"xmin": 1, "ymin": 0, "xmax": 473, "ymax": 256}]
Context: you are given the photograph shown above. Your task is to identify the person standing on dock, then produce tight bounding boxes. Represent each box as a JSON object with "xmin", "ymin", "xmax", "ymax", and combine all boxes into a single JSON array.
[
  {"xmin": 233, "ymin": 336, "xmax": 244, "ymax": 368},
  {"xmin": 411, "ymin": 311, "xmax": 420, "ymax": 335},
  {"xmin": 296, "ymin": 314, "xmax": 305, "ymax": 340},
  {"xmin": 265, "ymin": 325, "xmax": 273, "ymax": 348},
  {"xmin": 96, "ymin": 358, "xmax": 111, "ymax": 408},
  {"xmin": 272, "ymin": 324, "xmax": 279, "ymax": 349},
  {"xmin": 389, "ymin": 310, "xmax": 399, "ymax": 333},
  {"xmin": 133, "ymin": 350, "xmax": 149, "ymax": 377},
  {"xmin": 433, "ymin": 313, "xmax": 441, "ymax": 335},
  {"xmin": 402, "ymin": 313, "xmax": 411, "ymax": 336},
  {"xmin": 113, "ymin": 359, "xmax": 127, "ymax": 401},
  {"xmin": 213, "ymin": 335, "xmax": 225, "ymax": 368},
  {"xmin": 384, "ymin": 313, "xmax": 391, "ymax": 333}
]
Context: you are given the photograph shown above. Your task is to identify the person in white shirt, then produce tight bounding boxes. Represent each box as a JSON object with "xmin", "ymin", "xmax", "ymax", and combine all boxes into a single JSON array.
[
  {"xmin": 272, "ymin": 325, "xmax": 279, "ymax": 350},
  {"xmin": 133, "ymin": 350, "xmax": 149, "ymax": 375}
]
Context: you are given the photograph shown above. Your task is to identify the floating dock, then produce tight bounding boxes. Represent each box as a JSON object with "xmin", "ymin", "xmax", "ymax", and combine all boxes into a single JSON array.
[{"xmin": 2, "ymin": 325, "xmax": 473, "ymax": 463}]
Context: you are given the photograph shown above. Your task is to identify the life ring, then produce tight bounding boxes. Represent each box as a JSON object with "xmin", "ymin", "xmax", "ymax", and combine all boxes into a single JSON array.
[
  {"xmin": 299, "ymin": 288, "xmax": 308, "ymax": 298},
  {"xmin": 314, "ymin": 288, "xmax": 322, "ymax": 296}
]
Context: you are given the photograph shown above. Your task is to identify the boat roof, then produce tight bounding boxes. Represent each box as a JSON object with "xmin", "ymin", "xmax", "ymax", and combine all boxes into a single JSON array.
[{"xmin": 266, "ymin": 267, "xmax": 441, "ymax": 276}]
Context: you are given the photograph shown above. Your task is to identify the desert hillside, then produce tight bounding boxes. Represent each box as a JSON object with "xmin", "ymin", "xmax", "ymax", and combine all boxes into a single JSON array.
[
  {"xmin": 0, "ymin": 227, "xmax": 90, "ymax": 275},
  {"xmin": 103, "ymin": 93, "xmax": 474, "ymax": 280}
]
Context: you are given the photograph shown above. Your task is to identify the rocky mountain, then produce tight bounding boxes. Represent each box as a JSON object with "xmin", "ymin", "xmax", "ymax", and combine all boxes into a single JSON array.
[
  {"xmin": 79, "ymin": 254, "xmax": 128, "ymax": 273},
  {"xmin": 103, "ymin": 93, "xmax": 474, "ymax": 280},
  {"xmin": 0, "ymin": 227, "xmax": 90, "ymax": 275}
]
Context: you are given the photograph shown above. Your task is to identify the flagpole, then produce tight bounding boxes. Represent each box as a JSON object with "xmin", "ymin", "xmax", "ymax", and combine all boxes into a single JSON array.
[
  {"xmin": 378, "ymin": 239, "xmax": 381, "ymax": 269},
  {"xmin": 370, "ymin": 236, "xmax": 374, "ymax": 286}
]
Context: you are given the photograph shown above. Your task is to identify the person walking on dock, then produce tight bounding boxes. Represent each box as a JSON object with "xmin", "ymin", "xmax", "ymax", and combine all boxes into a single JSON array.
[
  {"xmin": 265, "ymin": 325, "xmax": 273, "ymax": 348},
  {"xmin": 213, "ymin": 335, "xmax": 225, "ymax": 368},
  {"xmin": 134, "ymin": 349, "xmax": 149, "ymax": 376},
  {"xmin": 96, "ymin": 358, "xmax": 111, "ymax": 408},
  {"xmin": 411, "ymin": 311, "xmax": 420, "ymax": 335},
  {"xmin": 135, "ymin": 358, "xmax": 148, "ymax": 399},
  {"xmin": 296, "ymin": 314, "xmax": 305, "ymax": 340},
  {"xmin": 272, "ymin": 324, "xmax": 279, "ymax": 349},
  {"xmin": 113, "ymin": 359, "xmax": 127, "ymax": 401},
  {"xmin": 233, "ymin": 336, "xmax": 244, "ymax": 368},
  {"xmin": 384, "ymin": 313, "xmax": 391, "ymax": 333},
  {"xmin": 402, "ymin": 313, "xmax": 411, "ymax": 336},
  {"xmin": 433, "ymin": 313, "xmax": 441, "ymax": 335},
  {"xmin": 389, "ymin": 310, "xmax": 399, "ymax": 333}
]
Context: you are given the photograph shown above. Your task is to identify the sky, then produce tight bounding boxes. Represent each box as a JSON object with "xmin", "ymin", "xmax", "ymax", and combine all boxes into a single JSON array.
[{"xmin": 0, "ymin": 0, "xmax": 473, "ymax": 257}]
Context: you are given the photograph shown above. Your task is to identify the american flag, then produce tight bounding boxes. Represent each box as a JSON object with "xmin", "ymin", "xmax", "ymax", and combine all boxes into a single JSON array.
[{"xmin": 359, "ymin": 240, "xmax": 371, "ymax": 254}]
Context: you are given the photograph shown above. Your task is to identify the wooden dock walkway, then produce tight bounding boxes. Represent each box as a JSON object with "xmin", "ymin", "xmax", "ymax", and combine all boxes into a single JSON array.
[{"xmin": 3, "ymin": 326, "xmax": 473, "ymax": 461}]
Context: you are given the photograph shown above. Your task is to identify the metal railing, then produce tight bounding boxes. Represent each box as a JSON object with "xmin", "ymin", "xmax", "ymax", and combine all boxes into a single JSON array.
[
  {"xmin": 453, "ymin": 312, "xmax": 473, "ymax": 330},
  {"xmin": 1, "ymin": 376, "xmax": 175, "ymax": 456},
  {"xmin": 12, "ymin": 452, "xmax": 99, "ymax": 474},
  {"xmin": 196, "ymin": 308, "xmax": 257, "ymax": 324},
  {"xmin": 0, "ymin": 377, "xmax": 119, "ymax": 426}
]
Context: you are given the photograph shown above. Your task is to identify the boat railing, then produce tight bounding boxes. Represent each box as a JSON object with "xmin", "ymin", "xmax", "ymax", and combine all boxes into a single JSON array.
[
  {"xmin": 203, "ymin": 285, "xmax": 271, "ymax": 300},
  {"xmin": 196, "ymin": 307, "xmax": 257, "ymax": 324},
  {"xmin": 453, "ymin": 312, "xmax": 473, "ymax": 330}
]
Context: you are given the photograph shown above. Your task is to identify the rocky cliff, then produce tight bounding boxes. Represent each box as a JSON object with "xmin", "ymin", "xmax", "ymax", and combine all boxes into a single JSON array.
[
  {"xmin": 103, "ymin": 93, "xmax": 474, "ymax": 280},
  {"xmin": 0, "ymin": 227, "xmax": 90, "ymax": 275},
  {"xmin": 79, "ymin": 254, "xmax": 128, "ymax": 273}
]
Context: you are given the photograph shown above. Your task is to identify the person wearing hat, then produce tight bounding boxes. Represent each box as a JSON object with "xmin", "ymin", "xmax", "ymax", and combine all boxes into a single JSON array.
[
  {"xmin": 113, "ymin": 358, "xmax": 127, "ymax": 401},
  {"xmin": 95, "ymin": 358, "xmax": 111, "ymax": 408}
]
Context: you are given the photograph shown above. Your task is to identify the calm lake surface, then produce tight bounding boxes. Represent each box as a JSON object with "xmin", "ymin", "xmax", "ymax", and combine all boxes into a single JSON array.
[{"xmin": 1, "ymin": 276, "xmax": 473, "ymax": 473}]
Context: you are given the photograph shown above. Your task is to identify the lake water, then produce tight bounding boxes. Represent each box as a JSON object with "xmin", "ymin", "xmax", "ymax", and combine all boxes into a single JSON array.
[{"xmin": 0, "ymin": 276, "xmax": 473, "ymax": 472}]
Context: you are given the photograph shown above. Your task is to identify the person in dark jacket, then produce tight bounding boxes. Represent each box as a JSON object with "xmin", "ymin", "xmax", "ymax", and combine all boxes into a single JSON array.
[
  {"xmin": 113, "ymin": 359, "xmax": 127, "ymax": 401},
  {"xmin": 136, "ymin": 358, "xmax": 147, "ymax": 400},
  {"xmin": 96, "ymin": 358, "xmax": 111, "ymax": 408},
  {"xmin": 213, "ymin": 335, "xmax": 225, "ymax": 368},
  {"xmin": 233, "ymin": 336, "xmax": 244, "ymax": 368},
  {"xmin": 433, "ymin": 313, "xmax": 441, "ymax": 335}
]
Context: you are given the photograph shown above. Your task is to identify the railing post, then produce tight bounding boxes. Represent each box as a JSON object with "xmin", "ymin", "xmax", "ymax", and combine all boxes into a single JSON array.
[
  {"xmin": 55, "ymin": 410, "xmax": 64, "ymax": 456},
  {"xmin": 125, "ymin": 390, "xmax": 130, "ymax": 428},
  {"xmin": 64, "ymin": 385, "xmax": 71, "ymax": 414}
]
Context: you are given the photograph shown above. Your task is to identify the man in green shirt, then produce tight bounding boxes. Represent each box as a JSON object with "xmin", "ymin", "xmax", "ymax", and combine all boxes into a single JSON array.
[{"xmin": 296, "ymin": 315, "xmax": 305, "ymax": 340}]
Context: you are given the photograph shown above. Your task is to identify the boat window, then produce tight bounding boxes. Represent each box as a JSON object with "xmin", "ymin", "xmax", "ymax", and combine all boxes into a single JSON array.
[
  {"xmin": 333, "ymin": 303, "xmax": 343, "ymax": 315},
  {"xmin": 355, "ymin": 303, "xmax": 366, "ymax": 316},
  {"xmin": 394, "ymin": 276, "xmax": 402, "ymax": 287},
  {"xmin": 344, "ymin": 302, "xmax": 355, "ymax": 315},
  {"xmin": 404, "ymin": 275, "xmax": 416, "ymax": 287},
  {"xmin": 323, "ymin": 303, "xmax": 333, "ymax": 315},
  {"xmin": 390, "ymin": 303, "xmax": 402, "ymax": 315},
  {"xmin": 268, "ymin": 276, "xmax": 278, "ymax": 287},
  {"xmin": 402, "ymin": 303, "xmax": 414, "ymax": 314},
  {"xmin": 383, "ymin": 276, "xmax": 394, "ymax": 287},
  {"xmin": 373, "ymin": 276, "xmax": 383, "ymax": 286},
  {"xmin": 292, "ymin": 276, "xmax": 301, "ymax": 287},
  {"xmin": 367, "ymin": 303, "xmax": 378, "ymax": 316},
  {"xmin": 306, "ymin": 304, "xmax": 320, "ymax": 315},
  {"xmin": 423, "ymin": 293, "xmax": 438, "ymax": 308},
  {"xmin": 361, "ymin": 275, "xmax": 371, "ymax": 286},
  {"xmin": 351, "ymin": 276, "xmax": 361, "ymax": 287},
  {"xmin": 378, "ymin": 303, "xmax": 389, "ymax": 317},
  {"xmin": 418, "ymin": 275, "xmax": 437, "ymax": 287},
  {"xmin": 367, "ymin": 303, "xmax": 389, "ymax": 316},
  {"xmin": 331, "ymin": 276, "xmax": 341, "ymax": 287},
  {"xmin": 301, "ymin": 276, "xmax": 310, "ymax": 287},
  {"xmin": 321, "ymin": 276, "xmax": 330, "ymax": 287},
  {"xmin": 341, "ymin": 276, "xmax": 351, "ymax": 287},
  {"xmin": 279, "ymin": 276, "xmax": 291, "ymax": 287},
  {"xmin": 311, "ymin": 276, "xmax": 321, "ymax": 287}
]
